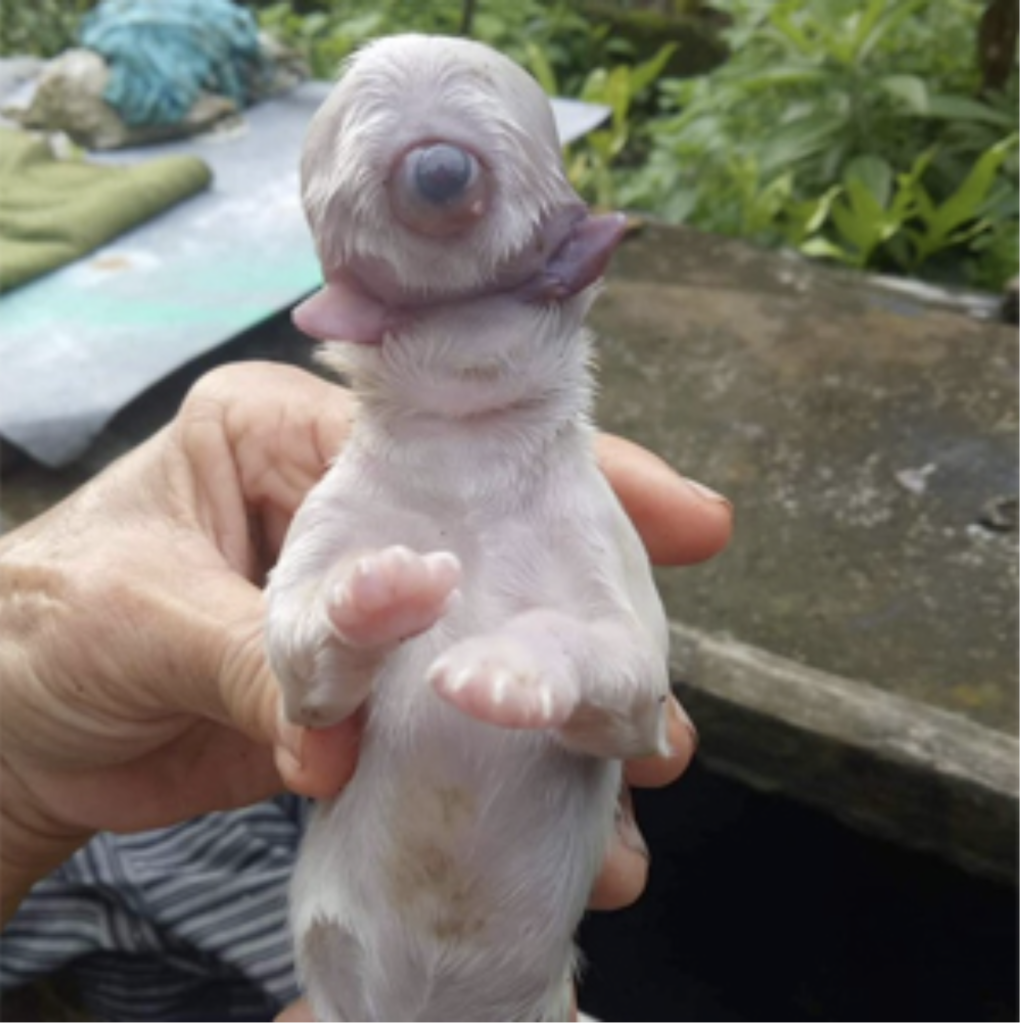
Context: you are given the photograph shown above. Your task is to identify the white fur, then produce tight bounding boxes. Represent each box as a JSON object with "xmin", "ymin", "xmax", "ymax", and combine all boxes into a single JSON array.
[
  {"xmin": 300, "ymin": 35, "xmax": 577, "ymax": 296},
  {"xmin": 266, "ymin": 34, "xmax": 670, "ymax": 1022}
]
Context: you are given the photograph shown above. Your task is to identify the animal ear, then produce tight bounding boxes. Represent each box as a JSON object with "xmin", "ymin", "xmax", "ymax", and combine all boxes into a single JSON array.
[{"xmin": 293, "ymin": 279, "xmax": 398, "ymax": 346}]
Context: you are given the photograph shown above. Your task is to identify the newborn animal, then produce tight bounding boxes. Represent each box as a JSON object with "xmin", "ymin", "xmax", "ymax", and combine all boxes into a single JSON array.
[{"xmin": 266, "ymin": 34, "xmax": 671, "ymax": 1022}]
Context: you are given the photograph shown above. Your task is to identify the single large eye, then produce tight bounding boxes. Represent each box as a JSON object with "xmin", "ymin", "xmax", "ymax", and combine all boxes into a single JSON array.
[{"xmin": 390, "ymin": 143, "xmax": 489, "ymax": 238}]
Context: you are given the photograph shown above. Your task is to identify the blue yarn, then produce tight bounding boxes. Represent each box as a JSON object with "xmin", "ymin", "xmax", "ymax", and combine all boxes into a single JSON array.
[{"xmin": 79, "ymin": 0, "xmax": 265, "ymax": 127}]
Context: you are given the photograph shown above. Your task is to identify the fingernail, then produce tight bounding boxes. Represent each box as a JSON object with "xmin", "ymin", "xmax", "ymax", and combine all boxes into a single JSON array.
[
  {"xmin": 277, "ymin": 714, "xmax": 305, "ymax": 769},
  {"xmin": 668, "ymin": 695, "xmax": 699, "ymax": 758},
  {"xmin": 686, "ymin": 478, "xmax": 731, "ymax": 508},
  {"xmin": 615, "ymin": 789, "xmax": 649, "ymax": 860}
]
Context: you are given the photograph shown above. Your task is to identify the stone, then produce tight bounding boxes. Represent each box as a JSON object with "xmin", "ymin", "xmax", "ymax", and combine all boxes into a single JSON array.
[
  {"xmin": 9, "ymin": 49, "xmax": 238, "ymax": 150},
  {"xmin": 589, "ymin": 224, "xmax": 1019, "ymax": 880}
]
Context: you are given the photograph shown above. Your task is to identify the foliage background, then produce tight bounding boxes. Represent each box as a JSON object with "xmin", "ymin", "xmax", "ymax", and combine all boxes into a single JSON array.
[
  {"xmin": 622, "ymin": 0, "xmax": 1018, "ymax": 291},
  {"xmin": 1, "ymin": 0, "xmax": 1017, "ymax": 291}
]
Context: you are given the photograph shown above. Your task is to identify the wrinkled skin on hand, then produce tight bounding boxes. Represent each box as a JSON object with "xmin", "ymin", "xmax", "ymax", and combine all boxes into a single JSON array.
[{"xmin": 0, "ymin": 363, "xmax": 729, "ymax": 922}]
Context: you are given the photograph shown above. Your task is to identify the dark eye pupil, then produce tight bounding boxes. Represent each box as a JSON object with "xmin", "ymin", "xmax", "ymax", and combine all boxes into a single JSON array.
[{"xmin": 414, "ymin": 145, "xmax": 473, "ymax": 205}]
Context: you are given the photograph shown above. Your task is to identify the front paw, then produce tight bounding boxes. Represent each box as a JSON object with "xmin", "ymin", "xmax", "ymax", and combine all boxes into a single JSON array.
[
  {"xmin": 428, "ymin": 635, "xmax": 579, "ymax": 731},
  {"xmin": 329, "ymin": 546, "xmax": 461, "ymax": 649}
]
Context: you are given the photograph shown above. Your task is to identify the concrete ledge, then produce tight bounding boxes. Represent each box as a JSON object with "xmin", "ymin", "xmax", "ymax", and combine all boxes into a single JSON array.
[
  {"xmin": 670, "ymin": 621, "xmax": 1019, "ymax": 883},
  {"xmin": 587, "ymin": 223, "xmax": 1017, "ymax": 880}
]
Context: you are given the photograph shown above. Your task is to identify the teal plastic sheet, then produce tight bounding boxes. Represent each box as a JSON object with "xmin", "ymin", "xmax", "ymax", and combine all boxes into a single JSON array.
[{"xmin": 0, "ymin": 84, "xmax": 607, "ymax": 466}]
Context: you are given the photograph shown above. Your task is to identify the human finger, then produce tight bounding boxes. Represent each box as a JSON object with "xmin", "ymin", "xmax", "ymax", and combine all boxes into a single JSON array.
[
  {"xmin": 589, "ymin": 786, "xmax": 649, "ymax": 910},
  {"xmin": 156, "ymin": 569, "xmax": 359, "ymax": 801},
  {"xmin": 624, "ymin": 694, "xmax": 697, "ymax": 789},
  {"xmin": 595, "ymin": 434, "xmax": 732, "ymax": 566},
  {"xmin": 274, "ymin": 992, "xmax": 585, "ymax": 1019},
  {"xmin": 186, "ymin": 362, "xmax": 353, "ymax": 514},
  {"xmin": 590, "ymin": 698, "xmax": 698, "ymax": 909},
  {"xmin": 275, "ymin": 714, "xmax": 361, "ymax": 800},
  {"xmin": 274, "ymin": 997, "xmax": 584, "ymax": 1022},
  {"xmin": 276, "ymin": 998, "xmax": 315, "ymax": 1022}
]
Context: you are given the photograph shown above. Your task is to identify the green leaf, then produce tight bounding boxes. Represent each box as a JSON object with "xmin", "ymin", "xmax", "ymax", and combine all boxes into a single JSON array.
[
  {"xmin": 841, "ymin": 167, "xmax": 909, "ymax": 255},
  {"xmin": 300, "ymin": 12, "xmax": 328, "ymax": 37},
  {"xmin": 910, "ymin": 180, "xmax": 936, "ymax": 223},
  {"xmin": 856, "ymin": 0, "xmax": 926, "ymax": 62},
  {"xmin": 979, "ymin": 178, "xmax": 1020, "ymax": 221},
  {"xmin": 767, "ymin": 5, "xmax": 816, "ymax": 58},
  {"xmin": 472, "ymin": 12, "xmax": 507, "ymax": 40},
  {"xmin": 606, "ymin": 66, "xmax": 632, "ymax": 129},
  {"xmin": 946, "ymin": 220, "xmax": 996, "ymax": 247},
  {"xmin": 880, "ymin": 74, "xmax": 929, "ymax": 115},
  {"xmin": 744, "ymin": 172, "xmax": 794, "ymax": 235},
  {"xmin": 885, "ymin": 233, "xmax": 915, "ymax": 272},
  {"xmin": 787, "ymin": 185, "xmax": 842, "ymax": 240},
  {"xmin": 668, "ymin": 115, "xmax": 726, "ymax": 152},
  {"xmin": 800, "ymin": 236, "xmax": 857, "ymax": 263},
  {"xmin": 336, "ymin": 11, "xmax": 382, "ymax": 40},
  {"xmin": 925, "ymin": 95, "xmax": 1014, "ymax": 128},
  {"xmin": 847, "ymin": 0, "xmax": 891, "ymax": 60},
  {"xmin": 580, "ymin": 67, "xmax": 608, "ymax": 105},
  {"xmin": 723, "ymin": 65, "xmax": 830, "ymax": 93},
  {"xmin": 830, "ymin": 195, "xmax": 878, "ymax": 265},
  {"xmin": 890, "ymin": 148, "xmax": 934, "ymax": 222},
  {"xmin": 665, "ymin": 188, "xmax": 699, "ymax": 225},
  {"xmin": 844, "ymin": 155, "xmax": 893, "ymax": 208},
  {"xmin": 923, "ymin": 136, "xmax": 1015, "ymax": 241},
  {"xmin": 630, "ymin": 44, "xmax": 676, "ymax": 97},
  {"xmin": 525, "ymin": 41, "xmax": 558, "ymax": 96},
  {"xmin": 820, "ymin": 137, "xmax": 853, "ymax": 185},
  {"xmin": 845, "ymin": 175, "xmax": 886, "ymax": 228},
  {"xmin": 758, "ymin": 118, "xmax": 844, "ymax": 176},
  {"xmin": 585, "ymin": 129, "xmax": 614, "ymax": 163}
]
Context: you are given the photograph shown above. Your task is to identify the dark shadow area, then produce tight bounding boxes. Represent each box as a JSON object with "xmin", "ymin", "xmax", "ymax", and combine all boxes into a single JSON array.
[{"xmin": 580, "ymin": 760, "xmax": 1019, "ymax": 1022}]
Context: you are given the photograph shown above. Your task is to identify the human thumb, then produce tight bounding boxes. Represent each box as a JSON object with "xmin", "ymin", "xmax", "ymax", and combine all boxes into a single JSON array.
[{"xmin": 187, "ymin": 573, "xmax": 361, "ymax": 800}]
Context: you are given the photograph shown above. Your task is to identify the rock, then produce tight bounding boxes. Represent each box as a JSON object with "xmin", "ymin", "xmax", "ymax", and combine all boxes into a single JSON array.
[
  {"xmin": 590, "ymin": 224, "xmax": 1019, "ymax": 880},
  {"xmin": 9, "ymin": 49, "xmax": 238, "ymax": 149}
]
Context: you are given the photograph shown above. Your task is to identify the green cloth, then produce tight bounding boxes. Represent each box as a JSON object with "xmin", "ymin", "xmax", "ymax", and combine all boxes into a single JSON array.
[{"xmin": 0, "ymin": 128, "xmax": 212, "ymax": 292}]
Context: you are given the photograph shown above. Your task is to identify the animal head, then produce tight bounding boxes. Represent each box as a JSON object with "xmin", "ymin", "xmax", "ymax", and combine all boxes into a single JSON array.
[{"xmin": 293, "ymin": 34, "xmax": 625, "ymax": 349}]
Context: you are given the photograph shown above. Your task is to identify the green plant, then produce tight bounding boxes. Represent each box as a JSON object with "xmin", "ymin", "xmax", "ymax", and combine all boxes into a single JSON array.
[
  {"xmin": 527, "ymin": 40, "xmax": 676, "ymax": 209},
  {"xmin": 798, "ymin": 136, "xmax": 1017, "ymax": 272},
  {"xmin": 256, "ymin": 0, "xmax": 605, "ymax": 86},
  {"xmin": 627, "ymin": 0, "xmax": 1019, "ymax": 287},
  {"xmin": 257, "ymin": 2, "xmax": 382, "ymax": 77},
  {"xmin": 0, "ymin": 0, "xmax": 96, "ymax": 58},
  {"xmin": 255, "ymin": 0, "xmax": 675, "ymax": 209},
  {"xmin": 967, "ymin": 217, "xmax": 1020, "ymax": 292}
]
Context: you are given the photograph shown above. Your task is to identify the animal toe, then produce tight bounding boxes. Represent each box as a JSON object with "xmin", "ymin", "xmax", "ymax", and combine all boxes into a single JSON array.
[
  {"xmin": 429, "ymin": 636, "xmax": 576, "ymax": 730},
  {"xmin": 328, "ymin": 546, "xmax": 461, "ymax": 648}
]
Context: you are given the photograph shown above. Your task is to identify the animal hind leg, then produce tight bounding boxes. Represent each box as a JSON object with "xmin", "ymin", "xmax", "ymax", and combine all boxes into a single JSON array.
[{"xmin": 428, "ymin": 608, "xmax": 669, "ymax": 760}]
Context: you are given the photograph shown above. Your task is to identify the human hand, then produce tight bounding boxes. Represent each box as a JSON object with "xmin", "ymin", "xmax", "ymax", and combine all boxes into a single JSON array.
[
  {"xmin": 275, "ymin": 998, "xmax": 587, "ymax": 1022},
  {"xmin": 274, "ymin": 991, "xmax": 597, "ymax": 1022},
  {"xmin": 0, "ymin": 363, "xmax": 730, "ymax": 921}
]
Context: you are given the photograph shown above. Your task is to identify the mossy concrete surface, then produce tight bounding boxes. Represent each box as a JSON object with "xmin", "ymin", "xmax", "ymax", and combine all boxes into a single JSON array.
[{"xmin": 590, "ymin": 224, "xmax": 1018, "ymax": 881}]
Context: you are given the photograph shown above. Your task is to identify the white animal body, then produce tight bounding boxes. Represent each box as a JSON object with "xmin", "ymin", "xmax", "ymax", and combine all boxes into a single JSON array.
[{"xmin": 266, "ymin": 34, "xmax": 671, "ymax": 1022}]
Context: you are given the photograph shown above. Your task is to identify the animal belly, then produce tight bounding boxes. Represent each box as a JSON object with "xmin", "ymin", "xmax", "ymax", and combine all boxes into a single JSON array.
[{"xmin": 291, "ymin": 711, "xmax": 619, "ymax": 1022}]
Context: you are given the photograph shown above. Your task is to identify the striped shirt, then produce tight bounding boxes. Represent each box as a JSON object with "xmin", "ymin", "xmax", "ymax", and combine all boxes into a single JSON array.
[{"xmin": 0, "ymin": 795, "xmax": 306, "ymax": 1021}]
